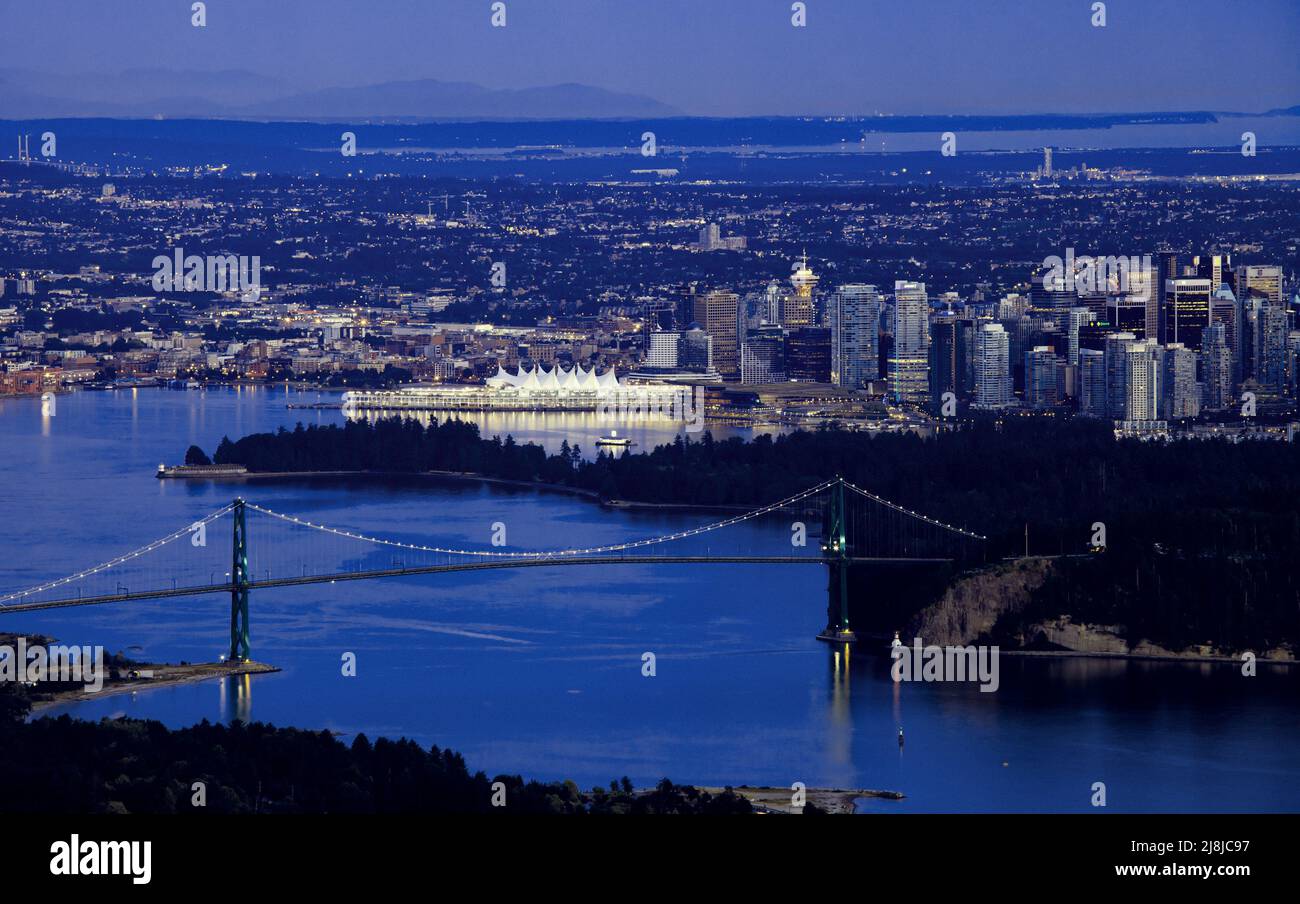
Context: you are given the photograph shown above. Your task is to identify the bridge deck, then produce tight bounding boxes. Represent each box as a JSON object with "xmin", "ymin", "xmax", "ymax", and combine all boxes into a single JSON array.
[{"xmin": 0, "ymin": 555, "xmax": 952, "ymax": 614}]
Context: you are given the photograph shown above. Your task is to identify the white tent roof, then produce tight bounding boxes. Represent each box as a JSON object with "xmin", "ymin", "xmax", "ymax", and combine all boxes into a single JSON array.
[{"xmin": 488, "ymin": 363, "xmax": 621, "ymax": 394}]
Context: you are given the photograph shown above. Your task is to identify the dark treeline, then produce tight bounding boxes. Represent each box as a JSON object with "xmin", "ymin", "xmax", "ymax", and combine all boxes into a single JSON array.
[
  {"xmin": 0, "ymin": 688, "xmax": 752, "ymax": 815},
  {"xmin": 202, "ymin": 416, "xmax": 1300, "ymax": 650},
  {"xmin": 206, "ymin": 416, "xmax": 1300, "ymax": 553}
]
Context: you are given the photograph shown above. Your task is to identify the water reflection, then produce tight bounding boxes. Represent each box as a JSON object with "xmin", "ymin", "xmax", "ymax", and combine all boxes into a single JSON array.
[
  {"xmin": 219, "ymin": 673, "xmax": 253, "ymax": 724},
  {"xmin": 825, "ymin": 644, "xmax": 853, "ymax": 773}
]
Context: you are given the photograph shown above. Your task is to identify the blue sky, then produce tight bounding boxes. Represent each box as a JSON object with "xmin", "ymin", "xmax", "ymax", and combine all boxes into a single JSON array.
[{"xmin": 1, "ymin": 0, "xmax": 1297, "ymax": 115}]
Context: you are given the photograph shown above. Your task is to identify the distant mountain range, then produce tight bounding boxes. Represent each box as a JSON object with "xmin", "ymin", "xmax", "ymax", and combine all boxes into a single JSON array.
[{"xmin": 0, "ymin": 68, "xmax": 681, "ymax": 121}]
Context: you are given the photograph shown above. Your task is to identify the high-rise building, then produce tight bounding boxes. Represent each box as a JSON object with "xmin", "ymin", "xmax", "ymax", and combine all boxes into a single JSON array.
[
  {"xmin": 1106, "ymin": 295, "xmax": 1148, "ymax": 339},
  {"xmin": 1104, "ymin": 331, "xmax": 1138, "ymax": 419},
  {"xmin": 764, "ymin": 280, "xmax": 785, "ymax": 325},
  {"xmin": 929, "ymin": 316, "xmax": 969, "ymax": 407},
  {"xmin": 641, "ymin": 329, "xmax": 715, "ymax": 376},
  {"xmin": 828, "ymin": 283, "xmax": 881, "ymax": 388},
  {"xmin": 888, "ymin": 281, "xmax": 930, "ymax": 403},
  {"xmin": 679, "ymin": 328, "xmax": 714, "ymax": 372},
  {"xmin": 1253, "ymin": 301, "xmax": 1288, "ymax": 396},
  {"xmin": 1236, "ymin": 264, "xmax": 1283, "ymax": 305},
  {"xmin": 1067, "ymin": 307, "xmax": 1092, "ymax": 366},
  {"xmin": 786, "ymin": 327, "xmax": 831, "ymax": 382},
  {"xmin": 785, "ymin": 254, "xmax": 819, "ymax": 327},
  {"xmin": 645, "ymin": 331, "xmax": 682, "ymax": 369},
  {"xmin": 1024, "ymin": 346, "xmax": 1062, "ymax": 408},
  {"xmin": 1124, "ymin": 340, "xmax": 1161, "ymax": 421},
  {"xmin": 693, "ymin": 290, "xmax": 741, "ymax": 381},
  {"xmin": 1202, "ymin": 323, "xmax": 1233, "ymax": 411},
  {"xmin": 1078, "ymin": 349, "xmax": 1107, "ymax": 417},
  {"xmin": 1164, "ymin": 278, "xmax": 1212, "ymax": 351},
  {"xmin": 696, "ymin": 223, "xmax": 746, "ymax": 252},
  {"xmin": 1288, "ymin": 331, "xmax": 1300, "ymax": 397},
  {"xmin": 1194, "ymin": 253, "xmax": 1233, "ymax": 294},
  {"xmin": 740, "ymin": 326, "xmax": 786, "ymax": 384},
  {"xmin": 973, "ymin": 323, "xmax": 1012, "ymax": 409},
  {"xmin": 1209, "ymin": 285, "xmax": 1242, "ymax": 386},
  {"xmin": 1130, "ymin": 260, "xmax": 1160, "ymax": 341},
  {"xmin": 1155, "ymin": 251, "xmax": 1180, "ymax": 343},
  {"xmin": 1160, "ymin": 343, "xmax": 1199, "ymax": 420}
]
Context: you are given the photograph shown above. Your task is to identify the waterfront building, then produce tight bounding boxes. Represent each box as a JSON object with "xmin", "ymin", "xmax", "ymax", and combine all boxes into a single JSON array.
[
  {"xmin": 341, "ymin": 363, "xmax": 683, "ymax": 413},
  {"xmin": 786, "ymin": 327, "xmax": 831, "ymax": 383},
  {"xmin": 740, "ymin": 326, "xmax": 786, "ymax": 384}
]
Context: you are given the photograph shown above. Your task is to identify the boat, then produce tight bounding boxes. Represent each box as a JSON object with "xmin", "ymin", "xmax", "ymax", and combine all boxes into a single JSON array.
[{"xmin": 595, "ymin": 430, "xmax": 633, "ymax": 448}]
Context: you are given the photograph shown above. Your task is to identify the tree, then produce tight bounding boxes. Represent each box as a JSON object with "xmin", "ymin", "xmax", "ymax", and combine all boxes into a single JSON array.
[{"xmin": 184, "ymin": 445, "xmax": 212, "ymax": 466}]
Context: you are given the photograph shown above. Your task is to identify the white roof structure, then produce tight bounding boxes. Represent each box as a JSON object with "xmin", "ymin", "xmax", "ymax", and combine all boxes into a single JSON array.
[{"xmin": 488, "ymin": 363, "xmax": 622, "ymax": 395}]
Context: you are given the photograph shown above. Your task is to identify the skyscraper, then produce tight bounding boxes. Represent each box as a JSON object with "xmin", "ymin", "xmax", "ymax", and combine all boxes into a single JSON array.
[
  {"xmin": 1236, "ymin": 264, "xmax": 1283, "ymax": 305},
  {"xmin": 1078, "ymin": 349, "xmax": 1107, "ymax": 417},
  {"xmin": 1194, "ymin": 253, "xmax": 1232, "ymax": 294},
  {"xmin": 786, "ymin": 327, "xmax": 831, "ymax": 382},
  {"xmin": 1253, "ymin": 300, "xmax": 1288, "ymax": 396},
  {"xmin": 1124, "ymin": 340, "xmax": 1161, "ymax": 421},
  {"xmin": 1025, "ymin": 345, "xmax": 1061, "ymax": 408},
  {"xmin": 693, "ymin": 290, "xmax": 741, "ymax": 381},
  {"xmin": 1202, "ymin": 323, "xmax": 1233, "ymax": 411},
  {"xmin": 1160, "ymin": 343, "xmax": 1199, "ymax": 420},
  {"xmin": 740, "ymin": 326, "xmax": 785, "ymax": 384},
  {"xmin": 1210, "ymin": 285, "xmax": 1241, "ymax": 385},
  {"xmin": 973, "ymin": 322, "xmax": 1012, "ymax": 409},
  {"xmin": 1104, "ymin": 331, "xmax": 1137, "ymax": 419},
  {"xmin": 1164, "ymin": 278, "xmax": 1212, "ymax": 351},
  {"xmin": 888, "ymin": 281, "xmax": 930, "ymax": 404},
  {"xmin": 828, "ymin": 283, "xmax": 881, "ymax": 388},
  {"xmin": 929, "ymin": 316, "xmax": 967, "ymax": 408}
]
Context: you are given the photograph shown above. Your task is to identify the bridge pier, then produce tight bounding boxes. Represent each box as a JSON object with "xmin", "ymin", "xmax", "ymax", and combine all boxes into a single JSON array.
[
  {"xmin": 229, "ymin": 498, "xmax": 251, "ymax": 661},
  {"xmin": 817, "ymin": 479, "xmax": 857, "ymax": 644}
]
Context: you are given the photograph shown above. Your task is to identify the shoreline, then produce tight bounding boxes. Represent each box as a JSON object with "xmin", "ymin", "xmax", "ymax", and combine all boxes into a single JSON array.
[
  {"xmin": 159, "ymin": 466, "xmax": 756, "ymax": 512},
  {"xmin": 998, "ymin": 647, "xmax": 1297, "ymax": 666},
  {"xmin": 29, "ymin": 660, "xmax": 281, "ymax": 714},
  {"xmin": 700, "ymin": 786, "xmax": 904, "ymax": 815}
]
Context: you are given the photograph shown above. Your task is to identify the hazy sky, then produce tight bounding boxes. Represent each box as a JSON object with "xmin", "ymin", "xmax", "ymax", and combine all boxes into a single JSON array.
[{"xmin": 2, "ymin": 0, "xmax": 1297, "ymax": 115}]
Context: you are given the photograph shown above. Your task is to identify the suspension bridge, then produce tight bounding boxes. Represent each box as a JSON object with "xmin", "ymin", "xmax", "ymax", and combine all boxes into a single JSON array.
[{"xmin": 0, "ymin": 477, "xmax": 985, "ymax": 658}]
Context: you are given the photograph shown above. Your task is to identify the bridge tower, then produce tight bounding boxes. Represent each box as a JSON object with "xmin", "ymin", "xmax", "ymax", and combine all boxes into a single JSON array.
[
  {"xmin": 819, "ymin": 478, "xmax": 856, "ymax": 643},
  {"xmin": 229, "ymin": 498, "xmax": 251, "ymax": 661}
]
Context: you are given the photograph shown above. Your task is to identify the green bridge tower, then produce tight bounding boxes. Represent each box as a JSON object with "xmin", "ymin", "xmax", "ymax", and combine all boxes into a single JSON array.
[
  {"xmin": 229, "ymin": 498, "xmax": 251, "ymax": 661},
  {"xmin": 819, "ymin": 478, "xmax": 856, "ymax": 643}
]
